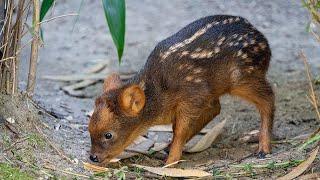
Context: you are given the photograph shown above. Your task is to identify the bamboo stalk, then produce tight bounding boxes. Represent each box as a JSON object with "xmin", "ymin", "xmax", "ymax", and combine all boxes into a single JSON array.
[
  {"xmin": 12, "ymin": 0, "xmax": 25, "ymax": 94},
  {"xmin": 26, "ymin": 0, "xmax": 40, "ymax": 96}
]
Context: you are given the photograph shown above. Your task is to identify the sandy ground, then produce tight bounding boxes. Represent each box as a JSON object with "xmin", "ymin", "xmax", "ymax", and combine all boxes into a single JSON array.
[{"xmin": 7, "ymin": 0, "xmax": 320, "ymax": 178}]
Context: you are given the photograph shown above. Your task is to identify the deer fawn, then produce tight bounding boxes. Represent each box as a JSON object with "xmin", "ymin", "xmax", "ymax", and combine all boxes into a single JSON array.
[{"xmin": 88, "ymin": 15, "xmax": 275, "ymax": 165}]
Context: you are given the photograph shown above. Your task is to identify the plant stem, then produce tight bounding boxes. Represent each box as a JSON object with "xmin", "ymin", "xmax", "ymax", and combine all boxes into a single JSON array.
[{"xmin": 26, "ymin": 0, "xmax": 40, "ymax": 96}]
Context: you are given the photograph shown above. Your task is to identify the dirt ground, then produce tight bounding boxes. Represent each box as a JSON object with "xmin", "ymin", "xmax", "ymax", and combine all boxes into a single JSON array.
[{"xmin": 1, "ymin": 0, "xmax": 320, "ymax": 179}]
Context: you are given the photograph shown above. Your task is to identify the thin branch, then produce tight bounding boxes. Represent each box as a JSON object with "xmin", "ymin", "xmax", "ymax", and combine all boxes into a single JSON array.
[
  {"xmin": 299, "ymin": 51, "xmax": 320, "ymax": 121},
  {"xmin": 26, "ymin": 0, "xmax": 40, "ymax": 96},
  {"xmin": 38, "ymin": 13, "xmax": 78, "ymax": 25},
  {"xmin": 34, "ymin": 123, "xmax": 74, "ymax": 164}
]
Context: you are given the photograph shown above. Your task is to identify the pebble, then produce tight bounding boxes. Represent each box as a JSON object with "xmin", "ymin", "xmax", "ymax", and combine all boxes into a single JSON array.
[
  {"xmin": 72, "ymin": 158, "xmax": 79, "ymax": 164},
  {"xmin": 54, "ymin": 123, "xmax": 61, "ymax": 131},
  {"xmin": 65, "ymin": 115, "xmax": 73, "ymax": 121},
  {"xmin": 5, "ymin": 117, "xmax": 15, "ymax": 124}
]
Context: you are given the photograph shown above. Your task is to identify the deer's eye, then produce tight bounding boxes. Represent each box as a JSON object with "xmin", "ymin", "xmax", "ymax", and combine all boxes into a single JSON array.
[{"xmin": 104, "ymin": 132, "xmax": 113, "ymax": 139}]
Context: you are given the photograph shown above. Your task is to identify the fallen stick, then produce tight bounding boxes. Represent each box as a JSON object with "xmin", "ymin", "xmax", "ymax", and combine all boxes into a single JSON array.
[
  {"xmin": 43, "ymin": 73, "xmax": 135, "ymax": 82},
  {"xmin": 44, "ymin": 165, "xmax": 90, "ymax": 178},
  {"xmin": 83, "ymin": 62, "xmax": 108, "ymax": 74},
  {"xmin": 61, "ymin": 79, "xmax": 97, "ymax": 98},
  {"xmin": 34, "ymin": 123, "xmax": 74, "ymax": 164}
]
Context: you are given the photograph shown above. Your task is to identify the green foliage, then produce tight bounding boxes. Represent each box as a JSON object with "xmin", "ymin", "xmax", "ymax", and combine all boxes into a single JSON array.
[
  {"xmin": 39, "ymin": 0, "xmax": 127, "ymax": 63},
  {"xmin": 39, "ymin": 0, "xmax": 55, "ymax": 40},
  {"xmin": 315, "ymin": 75, "xmax": 320, "ymax": 85},
  {"xmin": 299, "ymin": 133, "xmax": 320, "ymax": 150},
  {"xmin": 40, "ymin": 0, "xmax": 55, "ymax": 22},
  {"xmin": 26, "ymin": 133, "xmax": 46, "ymax": 149},
  {"xmin": 102, "ymin": 0, "xmax": 126, "ymax": 63},
  {"xmin": 0, "ymin": 163, "xmax": 33, "ymax": 180},
  {"xmin": 114, "ymin": 166, "xmax": 128, "ymax": 180}
]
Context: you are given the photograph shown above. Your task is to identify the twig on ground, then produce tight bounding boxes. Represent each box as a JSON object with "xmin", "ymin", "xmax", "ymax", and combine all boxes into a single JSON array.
[
  {"xmin": 229, "ymin": 159, "xmax": 304, "ymax": 169},
  {"xmin": 27, "ymin": 97, "xmax": 61, "ymax": 120},
  {"xmin": 162, "ymin": 160, "xmax": 187, "ymax": 168},
  {"xmin": 34, "ymin": 123, "xmax": 73, "ymax": 164},
  {"xmin": 61, "ymin": 79, "xmax": 98, "ymax": 98},
  {"xmin": 42, "ymin": 72, "xmax": 135, "ymax": 82},
  {"xmin": 2, "ymin": 136, "xmax": 29, "ymax": 152},
  {"xmin": 44, "ymin": 165, "xmax": 90, "ymax": 179},
  {"xmin": 299, "ymin": 51, "xmax": 320, "ymax": 121},
  {"xmin": 299, "ymin": 51, "xmax": 320, "ymax": 147},
  {"xmin": 278, "ymin": 146, "xmax": 319, "ymax": 180}
]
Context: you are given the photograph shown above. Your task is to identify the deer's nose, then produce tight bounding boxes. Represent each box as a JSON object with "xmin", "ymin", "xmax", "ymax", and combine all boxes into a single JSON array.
[{"xmin": 89, "ymin": 154, "xmax": 99, "ymax": 162}]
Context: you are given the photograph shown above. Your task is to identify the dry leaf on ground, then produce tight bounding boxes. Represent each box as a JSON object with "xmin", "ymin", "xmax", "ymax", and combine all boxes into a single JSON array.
[
  {"xmin": 126, "ymin": 136, "xmax": 155, "ymax": 154},
  {"xmin": 278, "ymin": 146, "xmax": 319, "ymax": 180},
  {"xmin": 83, "ymin": 162, "xmax": 109, "ymax": 173},
  {"xmin": 151, "ymin": 142, "xmax": 170, "ymax": 151},
  {"xmin": 133, "ymin": 164, "xmax": 211, "ymax": 178},
  {"xmin": 149, "ymin": 124, "xmax": 210, "ymax": 134},
  {"xmin": 185, "ymin": 119, "xmax": 227, "ymax": 153}
]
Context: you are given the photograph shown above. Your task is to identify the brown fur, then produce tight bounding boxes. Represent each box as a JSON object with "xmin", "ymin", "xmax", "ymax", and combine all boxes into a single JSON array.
[{"xmin": 88, "ymin": 15, "xmax": 275, "ymax": 165}]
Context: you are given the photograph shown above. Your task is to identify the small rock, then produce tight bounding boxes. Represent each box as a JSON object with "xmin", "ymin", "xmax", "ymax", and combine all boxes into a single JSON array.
[
  {"xmin": 54, "ymin": 124, "xmax": 61, "ymax": 131},
  {"xmin": 72, "ymin": 158, "xmax": 79, "ymax": 164},
  {"xmin": 5, "ymin": 117, "xmax": 15, "ymax": 124},
  {"xmin": 65, "ymin": 115, "xmax": 73, "ymax": 121}
]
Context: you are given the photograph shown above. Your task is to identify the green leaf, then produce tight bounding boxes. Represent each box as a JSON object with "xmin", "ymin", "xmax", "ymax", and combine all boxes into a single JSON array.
[
  {"xmin": 40, "ymin": 0, "xmax": 54, "ymax": 22},
  {"xmin": 306, "ymin": 21, "xmax": 312, "ymax": 32},
  {"xmin": 39, "ymin": 0, "xmax": 55, "ymax": 41},
  {"xmin": 102, "ymin": 0, "xmax": 126, "ymax": 63}
]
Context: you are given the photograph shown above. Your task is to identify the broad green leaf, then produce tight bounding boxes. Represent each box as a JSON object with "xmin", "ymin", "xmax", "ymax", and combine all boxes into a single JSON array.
[
  {"xmin": 40, "ymin": 0, "xmax": 54, "ymax": 22},
  {"xmin": 39, "ymin": 0, "xmax": 55, "ymax": 40},
  {"xmin": 102, "ymin": 0, "xmax": 126, "ymax": 63}
]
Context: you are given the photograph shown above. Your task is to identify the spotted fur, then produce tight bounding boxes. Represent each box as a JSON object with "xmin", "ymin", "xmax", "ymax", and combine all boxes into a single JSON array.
[{"xmin": 89, "ymin": 15, "xmax": 274, "ymax": 166}]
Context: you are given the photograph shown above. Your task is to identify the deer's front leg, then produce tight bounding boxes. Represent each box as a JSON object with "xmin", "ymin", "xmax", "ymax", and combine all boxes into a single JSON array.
[{"xmin": 166, "ymin": 100, "xmax": 221, "ymax": 164}]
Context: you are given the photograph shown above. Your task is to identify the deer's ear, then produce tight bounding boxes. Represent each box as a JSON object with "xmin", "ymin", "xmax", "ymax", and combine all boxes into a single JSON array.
[
  {"xmin": 118, "ymin": 85, "xmax": 145, "ymax": 117},
  {"xmin": 103, "ymin": 73, "xmax": 121, "ymax": 93}
]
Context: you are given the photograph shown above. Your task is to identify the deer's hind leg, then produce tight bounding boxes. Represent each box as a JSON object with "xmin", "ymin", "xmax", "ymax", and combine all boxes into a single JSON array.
[{"xmin": 230, "ymin": 77, "xmax": 275, "ymax": 158}]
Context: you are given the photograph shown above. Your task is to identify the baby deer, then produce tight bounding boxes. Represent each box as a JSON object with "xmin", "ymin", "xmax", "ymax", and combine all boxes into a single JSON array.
[{"xmin": 88, "ymin": 15, "xmax": 275, "ymax": 165}]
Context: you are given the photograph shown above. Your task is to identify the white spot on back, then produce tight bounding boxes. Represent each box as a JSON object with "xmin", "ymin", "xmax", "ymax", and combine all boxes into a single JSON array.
[
  {"xmin": 217, "ymin": 37, "xmax": 226, "ymax": 46},
  {"xmin": 193, "ymin": 68, "xmax": 203, "ymax": 74},
  {"xmin": 237, "ymin": 50, "xmax": 243, "ymax": 56},
  {"xmin": 185, "ymin": 76, "xmax": 193, "ymax": 81},
  {"xmin": 250, "ymin": 40, "xmax": 256, "ymax": 44},
  {"xmin": 259, "ymin": 43, "xmax": 266, "ymax": 49},
  {"xmin": 181, "ymin": 51, "xmax": 189, "ymax": 56},
  {"xmin": 223, "ymin": 19, "xmax": 228, "ymax": 24},
  {"xmin": 214, "ymin": 47, "xmax": 220, "ymax": 53},
  {"xmin": 190, "ymin": 53, "xmax": 200, "ymax": 59},
  {"xmin": 194, "ymin": 78, "xmax": 202, "ymax": 83},
  {"xmin": 232, "ymin": 34, "xmax": 238, "ymax": 38},
  {"xmin": 160, "ymin": 21, "xmax": 216, "ymax": 60}
]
